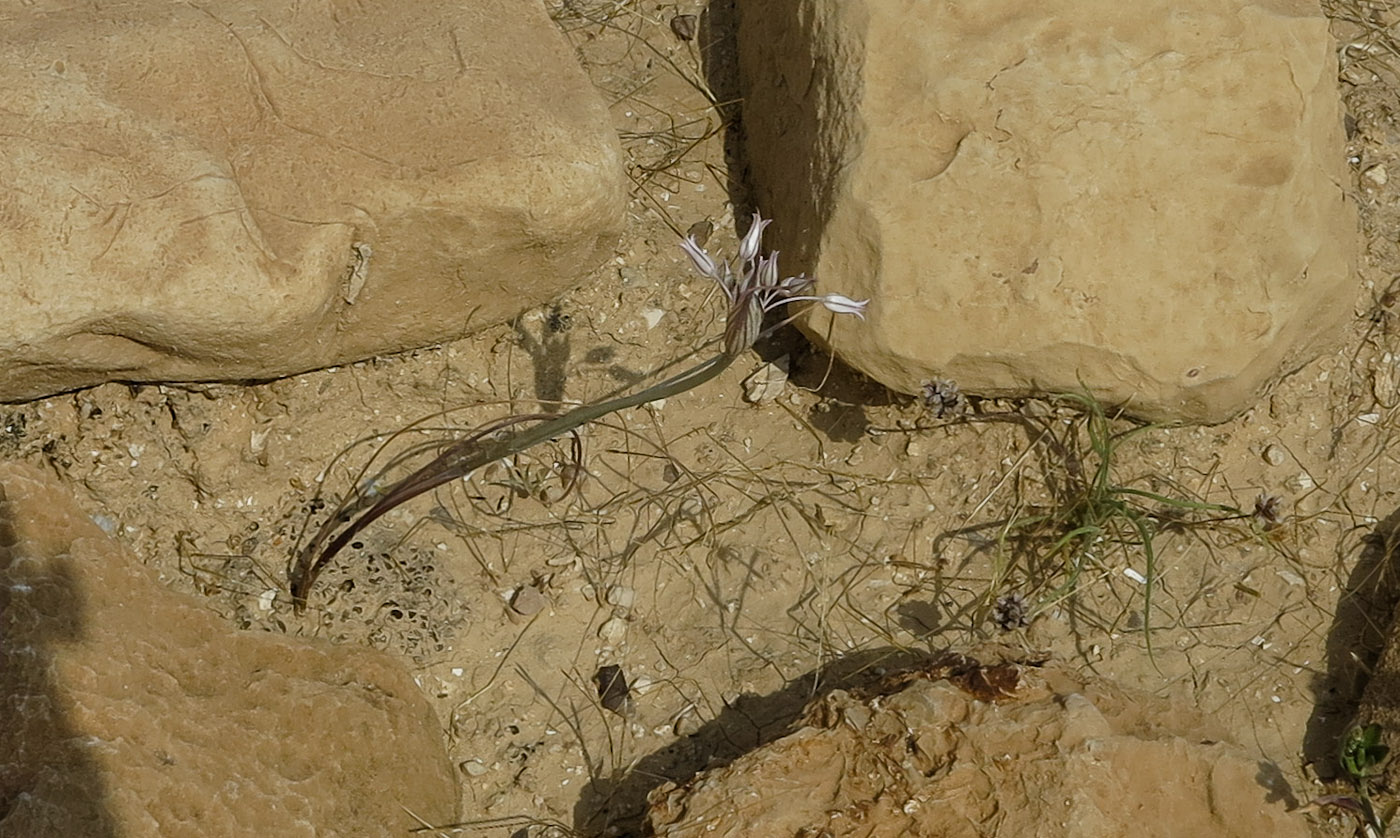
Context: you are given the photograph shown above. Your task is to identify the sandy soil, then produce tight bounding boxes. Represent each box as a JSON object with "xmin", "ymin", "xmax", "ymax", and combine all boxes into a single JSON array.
[{"xmin": 4, "ymin": 2, "xmax": 1400, "ymax": 836}]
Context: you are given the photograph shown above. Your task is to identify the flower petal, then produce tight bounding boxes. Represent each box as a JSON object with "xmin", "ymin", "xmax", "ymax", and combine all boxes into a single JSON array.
[
  {"xmin": 819, "ymin": 293, "xmax": 870, "ymax": 318},
  {"xmin": 756, "ymin": 253, "xmax": 780, "ymax": 288},
  {"xmin": 778, "ymin": 274, "xmax": 815, "ymax": 296},
  {"xmin": 736, "ymin": 212, "xmax": 772, "ymax": 264},
  {"xmin": 679, "ymin": 235, "xmax": 720, "ymax": 280}
]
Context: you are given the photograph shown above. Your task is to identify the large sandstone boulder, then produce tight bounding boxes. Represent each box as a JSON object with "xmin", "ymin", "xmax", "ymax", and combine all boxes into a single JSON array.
[
  {"xmin": 739, "ymin": 0, "xmax": 1355, "ymax": 423},
  {"xmin": 0, "ymin": 1, "xmax": 624, "ymax": 403},
  {"xmin": 0, "ymin": 463, "xmax": 456, "ymax": 837},
  {"xmin": 647, "ymin": 654, "xmax": 1309, "ymax": 838}
]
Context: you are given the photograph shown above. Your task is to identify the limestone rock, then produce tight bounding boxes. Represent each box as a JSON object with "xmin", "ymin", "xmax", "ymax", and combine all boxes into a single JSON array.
[
  {"xmin": 0, "ymin": 1, "xmax": 624, "ymax": 402},
  {"xmin": 0, "ymin": 462, "xmax": 456, "ymax": 837},
  {"xmin": 739, "ymin": 0, "xmax": 1355, "ymax": 423},
  {"xmin": 647, "ymin": 655, "xmax": 1308, "ymax": 838}
]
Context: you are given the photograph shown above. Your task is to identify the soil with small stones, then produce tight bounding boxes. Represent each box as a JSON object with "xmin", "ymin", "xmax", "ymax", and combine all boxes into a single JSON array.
[{"xmin": 5, "ymin": 3, "xmax": 1400, "ymax": 836}]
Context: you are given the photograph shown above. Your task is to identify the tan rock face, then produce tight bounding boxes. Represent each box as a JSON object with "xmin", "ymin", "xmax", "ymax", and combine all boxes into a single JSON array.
[
  {"xmin": 647, "ymin": 655, "xmax": 1308, "ymax": 838},
  {"xmin": 0, "ymin": 1, "xmax": 624, "ymax": 403},
  {"xmin": 739, "ymin": 0, "xmax": 1355, "ymax": 423},
  {"xmin": 0, "ymin": 463, "xmax": 456, "ymax": 837}
]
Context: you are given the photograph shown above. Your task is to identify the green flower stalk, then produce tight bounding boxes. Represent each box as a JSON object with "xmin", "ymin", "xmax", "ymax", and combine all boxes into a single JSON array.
[{"xmin": 290, "ymin": 212, "xmax": 867, "ymax": 609}]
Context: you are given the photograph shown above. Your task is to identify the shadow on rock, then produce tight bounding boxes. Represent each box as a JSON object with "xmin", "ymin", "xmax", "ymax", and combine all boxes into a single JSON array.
[
  {"xmin": 1303, "ymin": 504, "xmax": 1400, "ymax": 778},
  {"xmin": 572, "ymin": 646, "xmax": 930, "ymax": 836},
  {"xmin": 0, "ymin": 481, "xmax": 119, "ymax": 835}
]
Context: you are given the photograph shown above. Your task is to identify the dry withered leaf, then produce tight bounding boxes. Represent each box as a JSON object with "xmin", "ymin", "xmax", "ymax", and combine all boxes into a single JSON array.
[
  {"xmin": 594, "ymin": 664, "xmax": 635, "ymax": 718},
  {"xmin": 950, "ymin": 662, "xmax": 1024, "ymax": 703}
]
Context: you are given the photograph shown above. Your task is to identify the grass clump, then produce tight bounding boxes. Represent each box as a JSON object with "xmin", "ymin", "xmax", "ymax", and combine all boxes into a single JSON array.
[{"xmin": 987, "ymin": 391, "xmax": 1245, "ymax": 661}]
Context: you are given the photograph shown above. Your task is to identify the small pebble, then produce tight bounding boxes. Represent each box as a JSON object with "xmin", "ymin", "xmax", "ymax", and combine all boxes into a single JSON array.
[
  {"xmin": 1261, "ymin": 443, "xmax": 1286, "ymax": 467},
  {"xmin": 685, "ymin": 218, "xmax": 713, "ymax": 245},
  {"xmin": 510, "ymin": 585, "xmax": 548, "ymax": 616},
  {"xmin": 673, "ymin": 707, "xmax": 702, "ymax": 737},
  {"xmin": 742, "ymin": 356, "xmax": 790, "ymax": 403},
  {"xmin": 598, "ymin": 616, "xmax": 628, "ymax": 644},
  {"xmin": 460, "ymin": 760, "xmax": 488, "ymax": 777},
  {"xmin": 670, "ymin": 13, "xmax": 698, "ymax": 41},
  {"xmin": 606, "ymin": 585, "xmax": 636, "ymax": 610},
  {"xmin": 1365, "ymin": 164, "xmax": 1388, "ymax": 186}
]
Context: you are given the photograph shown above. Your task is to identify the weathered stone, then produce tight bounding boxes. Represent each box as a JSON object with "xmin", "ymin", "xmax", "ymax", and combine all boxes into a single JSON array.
[
  {"xmin": 647, "ymin": 656, "xmax": 1306, "ymax": 838},
  {"xmin": 739, "ymin": 0, "xmax": 1355, "ymax": 423},
  {"xmin": 0, "ymin": 1, "xmax": 624, "ymax": 402},
  {"xmin": 0, "ymin": 463, "xmax": 456, "ymax": 837}
]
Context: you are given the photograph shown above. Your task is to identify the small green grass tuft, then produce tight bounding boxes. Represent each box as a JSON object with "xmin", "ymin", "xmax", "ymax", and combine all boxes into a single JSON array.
[
  {"xmin": 1311, "ymin": 723, "xmax": 1395, "ymax": 837},
  {"xmin": 994, "ymin": 391, "xmax": 1244, "ymax": 663}
]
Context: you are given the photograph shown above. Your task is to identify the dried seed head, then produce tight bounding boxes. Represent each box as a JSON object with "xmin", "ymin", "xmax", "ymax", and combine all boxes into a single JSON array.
[
  {"xmin": 922, "ymin": 379, "xmax": 967, "ymax": 418},
  {"xmin": 992, "ymin": 593, "xmax": 1029, "ymax": 631},
  {"xmin": 1253, "ymin": 493, "xmax": 1285, "ymax": 529}
]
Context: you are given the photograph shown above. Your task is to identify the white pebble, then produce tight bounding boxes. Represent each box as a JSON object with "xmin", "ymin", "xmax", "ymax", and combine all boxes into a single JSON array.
[
  {"xmin": 606, "ymin": 586, "xmax": 636, "ymax": 609},
  {"xmin": 598, "ymin": 617, "xmax": 628, "ymax": 644}
]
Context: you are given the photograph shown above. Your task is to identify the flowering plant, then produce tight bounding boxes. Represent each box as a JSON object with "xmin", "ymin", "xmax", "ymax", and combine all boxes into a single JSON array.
[{"xmin": 291, "ymin": 212, "xmax": 867, "ymax": 607}]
